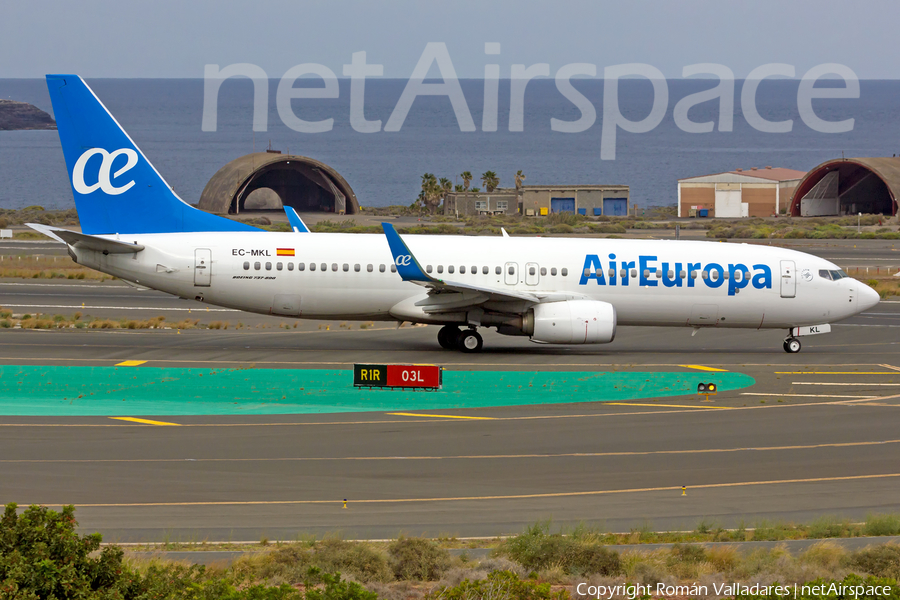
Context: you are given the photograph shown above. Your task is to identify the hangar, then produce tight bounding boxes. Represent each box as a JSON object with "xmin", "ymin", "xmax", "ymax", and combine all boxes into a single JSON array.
[
  {"xmin": 198, "ymin": 152, "xmax": 359, "ymax": 215},
  {"xmin": 790, "ymin": 157, "xmax": 900, "ymax": 217},
  {"xmin": 678, "ymin": 167, "xmax": 806, "ymax": 218}
]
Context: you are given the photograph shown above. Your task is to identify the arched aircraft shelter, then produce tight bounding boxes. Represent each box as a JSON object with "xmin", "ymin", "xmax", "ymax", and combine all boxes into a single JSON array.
[
  {"xmin": 790, "ymin": 157, "xmax": 900, "ymax": 217},
  {"xmin": 199, "ymin": 153, "xmax": 359, "ymax": 215}
]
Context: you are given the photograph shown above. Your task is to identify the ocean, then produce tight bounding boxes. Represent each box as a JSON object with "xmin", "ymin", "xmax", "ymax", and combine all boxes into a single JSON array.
[{"xmin": 1, "ymin": 78, "xmax": 898, "ymax": 211}]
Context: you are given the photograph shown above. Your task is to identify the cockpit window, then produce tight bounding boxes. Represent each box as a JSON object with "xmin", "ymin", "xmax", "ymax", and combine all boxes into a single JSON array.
[{"xmin": 819, "ymin": 269, "xmax": 849, "ymax": 281}]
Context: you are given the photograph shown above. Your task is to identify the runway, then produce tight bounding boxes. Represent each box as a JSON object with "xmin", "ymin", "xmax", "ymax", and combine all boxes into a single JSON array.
[{"xmin": 1, "ymin": 266, "xmax": 900, "ymax": 542}]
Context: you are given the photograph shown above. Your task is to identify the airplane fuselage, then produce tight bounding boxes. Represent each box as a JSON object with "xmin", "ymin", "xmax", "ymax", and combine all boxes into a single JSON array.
[{"xmin": 73, "ymin": 231, "xmax": 868, "ymax": 331}]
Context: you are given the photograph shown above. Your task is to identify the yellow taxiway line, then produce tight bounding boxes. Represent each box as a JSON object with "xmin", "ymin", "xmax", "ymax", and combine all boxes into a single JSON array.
[
  {"xmin": 680, "ymin": 365, "xmax": 728, "ymax": 372},
  {"xmin": 387, "ymin": 412, "xmax": 495, "ymax": 420},
  {"xmin": 115, "ymin": 360, "xmax": 147, "ymax": 366},
  {"xmin": 109, "ymin": 417, "xmax": 181, "ymax": 426},
  {"xmin": 604, "ymin": 402, "xmax": 732, "ymax": 409}
]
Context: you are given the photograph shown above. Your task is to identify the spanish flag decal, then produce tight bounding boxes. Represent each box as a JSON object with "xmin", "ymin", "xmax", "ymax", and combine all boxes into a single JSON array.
[{"xmin": 276, "ymin": 248, "xmax": 295, "ymax": 257}]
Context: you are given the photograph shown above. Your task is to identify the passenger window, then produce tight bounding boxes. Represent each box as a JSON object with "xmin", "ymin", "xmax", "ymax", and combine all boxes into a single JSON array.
[
  {"xmin": 471, "ymin": 266, "xmax": 476, "ymax": 274},
  {"xmin": 448, "ymin": 265, "xmax": 455, "ymax": 274},
  {"xmin": 667, "ymin": 270, "xmax": 673, "ymax": 279},
  {"xmin": 541, "ymin": 267, "xmax": 547, "ymax": 276},
  {"xmin": 819, "ymin": 269, "xmax": 832, "ymax": 280},
  {"xmin": 483, "ymin": 266, "xmax": 489, "ymax": 275},
  {"xmin": 529, "ymin": 267, "xmax": 536, "ymax": 275},
  {"xmin": 379, "ymin": 264, "xmax": 385, "ymax": 273},
  {"xmin": 243, "ymin": 261, "xmax": 250, "ymax": 270},
  {"xmin": 551, "ymin": 267, "xmax": 557, "ymax": 276},
  {"xmin": 367, "ymin": 264, "xmax": 373, "ymax": 272},
  {"xmin": 630, "ymin": 269, "xmax": 636, "ymax": 278},
  {"xmin": 288, "ymin": 262, "xmax": 294, "ymax": 271},
  {"xmin": 320, "ymin": 263, "xmax": 327, "ymax": 271},
  {"xmin": 342, "ymin": 264, "xmax": 349, "ymax": 272},
  {"xmin": 690, "ymin": 270, "xmax": 697, "ymax": 279},
  {"xmin": 561, "ymin": 268, "xmax": 568, "ymax": 276},
  {"xmin": 723, "ymin": 271, "xmax": 729, "ymax": 279},
  {"xmin": 643, "ymin": 269, "xmax": 649, "ymax": 279},
  {"xmin": 679, "ymin": 270, "xmax": 686, "ymax": 279},
  {"xmin": 711, "ymin": 271, "xmax": 719, "ymax": 281},
  {"xmin": 265, "ymin": 262, "xmax": 272, "ymax": 271},
  {"xmin": 734, "ymin": 271, "xmax": 741, "ymax": 281},
  {"xmin": 354, "ymin": 264, "xmax": 360, "ymax": 272},
  {"xmin": 298, "ymin": 263, "xmax": 305, "ymax": 271},
  {"xmin": 495, "ymin": 266, "xmax": 502, "ymax": 275},
  {"xmin": 508, "ymin": 266, "xmax": 514, "ymax": 275},
  {"xmin": 332, "ymin": 263, "xmax": 338, "ymax": 271},
  {"xmin": 584, "ymin": 268, "xmax": 592, "ymax": 277},
  {"xmin": 437, "ymin": 265, "xmax": 444, "ymax": 274},
  {"xmin": 276, "ymin": 262, "xmax": 283, "ymax": 271},
  {"xmin": 702, "ymin": 271, "xmax": 709, "ymax": 279},
  {"xmin": 426, "ymin": 265, "xmax": 433, "ymax": 273},
  {"xmin": 254, "ymin": 262, "xmax": 261, "ymax": 270},
  {"xmin": 655, "ymin": 270, "xmax": 662, "ymax": 279},
  {"xmin": 309, "ymin": 263, "xmax": 316, "ymax": 271},
  {"xmin": 390, "ymin": 264, "xmax": 397, "ymax": 273},
  {"xmin": 460, "ymin": 266, "xmax": 466, "ymax": 274}
]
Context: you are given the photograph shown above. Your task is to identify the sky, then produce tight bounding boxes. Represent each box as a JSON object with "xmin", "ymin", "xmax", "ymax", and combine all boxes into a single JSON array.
[{"xmin": 2, "ymin": 0, "xmax": 899, "ymax": 79}]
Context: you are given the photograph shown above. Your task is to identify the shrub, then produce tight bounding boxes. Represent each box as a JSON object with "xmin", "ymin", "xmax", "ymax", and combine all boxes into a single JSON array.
[
  {"xmin": 388, "ymin": 536, "xmax": 451, "ymax": 581},
  {"xmin": 865, "ymin": 514, "xmax": 900, "ymax": 536},
  {"xmin": 425, "ymin": 569, "xmax": 566, "ymax": 600},
  {"xmin": 315, "ymin": 538, "xmax": 393, "ymax": 583},
  {"xmin": 808, "ymin": 515, "xmax": 852, "ymax": 539},
  {"xmin": 0, "ymin": 320, "xmax": 10, "ymax": 328},
  {"xmin": 500, "ymin": 522, "xmax": 621, "ymax": 577},
  {"xmin": 848, "ymin": 544, "xmax": 900, "ymax": 579},
  {"xmin": 0, "ymin": 503, "xmax": 143, "ymax": 599}
]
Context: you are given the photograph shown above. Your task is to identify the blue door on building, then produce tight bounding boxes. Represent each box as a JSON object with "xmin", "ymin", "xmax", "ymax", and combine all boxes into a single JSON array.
[
  {"xmin": 550, "ymin": 197, "xmax": 575, "ymax": 213},
  {"xmin": 603, "ymin": 198, "xmax": 627, "ymax": 216}
]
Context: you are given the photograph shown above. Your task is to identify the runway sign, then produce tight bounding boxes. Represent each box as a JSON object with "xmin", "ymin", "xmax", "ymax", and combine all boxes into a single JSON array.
[{"xmin": 354, "ymin": 364, "xmax": 442, "ymax": 390}]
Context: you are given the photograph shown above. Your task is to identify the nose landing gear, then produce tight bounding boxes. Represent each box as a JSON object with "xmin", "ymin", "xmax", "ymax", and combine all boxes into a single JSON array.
[
  {"xmin": 437, "ymin": 325, "xmax": 484, "ymax": 353},
  {"xmin": 783, "ymin": 337, "xmax": 801, "ymax": 353}
]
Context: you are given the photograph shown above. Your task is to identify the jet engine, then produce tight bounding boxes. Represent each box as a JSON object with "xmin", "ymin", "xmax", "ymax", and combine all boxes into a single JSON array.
[{"xmin": 525, "ymin": 300, "xmax": 617, "ymax": 344}]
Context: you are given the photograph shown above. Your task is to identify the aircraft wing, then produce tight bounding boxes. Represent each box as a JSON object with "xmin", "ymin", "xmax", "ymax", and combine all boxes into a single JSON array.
[
  {"xmin": 382, "ymin": 223, "xmax": 585, "ymax": 314},
  {"xmin": 26, "ymin": 223, "xmax": 145, "ymax": 254}
]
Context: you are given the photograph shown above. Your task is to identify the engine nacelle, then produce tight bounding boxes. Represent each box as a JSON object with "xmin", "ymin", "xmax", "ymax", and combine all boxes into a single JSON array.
[{"xmin": 526, "ymin": 300, "xmax": 617, "ymax": 344}]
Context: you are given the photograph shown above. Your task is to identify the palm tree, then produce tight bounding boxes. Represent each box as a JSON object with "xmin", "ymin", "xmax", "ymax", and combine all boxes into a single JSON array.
[
  {"xmin": 481, "ymin": 171, "xmax": 499, "ymax": 192},
  {"xmin": 460, "ymin": 171, "xmax": 473, "ymax": 191},
  {"xmin": 454, "ymin": 184, "xmax": 464, "ymax": 192},
  {"xmin": 515, "ymin": 169, "xmax": 526, "ymax": 190}
]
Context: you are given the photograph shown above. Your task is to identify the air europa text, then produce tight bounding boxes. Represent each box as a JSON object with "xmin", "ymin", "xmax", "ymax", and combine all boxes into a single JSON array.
[{"xmin": 579, "ymin": 254, "xmax": 773, "ymax": 296}]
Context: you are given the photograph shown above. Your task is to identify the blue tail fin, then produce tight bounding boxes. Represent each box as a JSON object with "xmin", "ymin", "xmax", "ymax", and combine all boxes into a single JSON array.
[{"xmin": 46, "ymin": 74, "xmax": 258, "ymax": 235}]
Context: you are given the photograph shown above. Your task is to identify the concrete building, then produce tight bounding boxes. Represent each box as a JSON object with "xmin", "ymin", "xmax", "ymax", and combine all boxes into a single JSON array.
[
  {"xmin": 445, "ymin": 185, "xmax": 629, "ymax": 217},
  {"xmin": 443, "ymin": 191, "xmax": 518, "ymax": 216},
  {"xmin": 678, "ymin": 167, "xmax": 806, "ymax": 218},
  {"xmin": 790, "ymin": 157, "xmax": 900, "ymax": 217}
]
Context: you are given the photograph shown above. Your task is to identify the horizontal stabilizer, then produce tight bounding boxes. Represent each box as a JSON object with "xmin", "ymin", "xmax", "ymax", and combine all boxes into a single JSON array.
[{"xmin": 26, "ymin": 223, "xmax": 144, "ymax": 254}]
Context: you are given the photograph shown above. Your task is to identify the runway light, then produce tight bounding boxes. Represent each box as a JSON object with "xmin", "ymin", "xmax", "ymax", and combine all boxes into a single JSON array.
[{"xmin": 343, "ymin": 499, "xmax": 347, "ymax": 509}]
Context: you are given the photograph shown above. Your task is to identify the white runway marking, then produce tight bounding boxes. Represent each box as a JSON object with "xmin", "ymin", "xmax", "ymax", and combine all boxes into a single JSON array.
[
  {"xmin": 792, "ymin": 382, "xmax": 900, "ymax": 386},
  {"xmin": 741, "ymin": 393, "xmax": 873, "ymax": 399}
]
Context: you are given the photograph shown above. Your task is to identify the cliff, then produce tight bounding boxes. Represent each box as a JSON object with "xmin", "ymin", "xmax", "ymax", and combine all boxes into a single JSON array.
[{"xmin": 0, "ymin": 100, "xmax": 57, "ymax": 131}]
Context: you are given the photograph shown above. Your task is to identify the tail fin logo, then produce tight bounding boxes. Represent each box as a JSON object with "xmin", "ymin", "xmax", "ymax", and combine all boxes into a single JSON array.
[{"xmin": 72, "ymin": 148, "xmax": 139, "ymax": 196}]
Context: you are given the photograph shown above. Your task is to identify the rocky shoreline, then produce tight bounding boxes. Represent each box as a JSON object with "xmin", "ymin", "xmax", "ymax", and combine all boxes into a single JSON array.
[{"xmin": 0, "ymin": 100, "xmax": 56, "ymax": 130}]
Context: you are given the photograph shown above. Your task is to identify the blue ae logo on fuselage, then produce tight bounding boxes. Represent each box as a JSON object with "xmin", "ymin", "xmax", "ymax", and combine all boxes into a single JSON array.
[{"xmin": 578, "ymin": 254, "xmax": 773, "ymax": 296}]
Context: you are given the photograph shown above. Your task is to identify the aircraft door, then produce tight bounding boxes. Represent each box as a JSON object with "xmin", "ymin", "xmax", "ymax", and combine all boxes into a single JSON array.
[
  {"xmin": 780, "ymin": 260, "xmax": 796, "ymax": 298},
  {"xmin": 525, "ymin": 262, "xmax": 540, "ymax": 286},
  {"xmin": 504, "ymin": 262, "xmax": 518, "ymax": 285},
  {"xmin": 194, "ymin": 248, "xmax": 211, "ymax": 287}
]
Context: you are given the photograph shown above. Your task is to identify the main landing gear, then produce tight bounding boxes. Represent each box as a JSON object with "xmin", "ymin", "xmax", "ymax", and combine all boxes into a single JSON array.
[
  {"xmin": 437, "ymin": 325, "xmax": 483, "ymax": 353},
  {"xmin": 783, "ymin": 336, "xmax": 801, "ymax": 353}
]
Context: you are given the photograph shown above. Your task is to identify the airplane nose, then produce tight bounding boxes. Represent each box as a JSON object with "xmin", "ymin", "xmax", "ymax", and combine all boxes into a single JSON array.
[{"xmin": 859, "ymin": 282, "xmax": 881, "ymax": 311}]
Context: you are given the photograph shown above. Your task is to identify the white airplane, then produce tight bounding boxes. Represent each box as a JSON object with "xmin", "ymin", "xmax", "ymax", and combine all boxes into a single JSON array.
[{"xmin": 30, "ymin": 75, "xmax": 879, "ymax": 354}]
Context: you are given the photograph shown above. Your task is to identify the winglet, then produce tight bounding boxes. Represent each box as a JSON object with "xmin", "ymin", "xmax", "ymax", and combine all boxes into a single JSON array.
[
  {"xmin": 381, "ymin": 223, "xmax": 436, "ymax": 283},
  {"xmin": 501, "ymin": 227, "xmax": 510, "ymax": 238},
  {"xmin": 284, "ymin": 206, "xmax": 310, "ymax": 233}
]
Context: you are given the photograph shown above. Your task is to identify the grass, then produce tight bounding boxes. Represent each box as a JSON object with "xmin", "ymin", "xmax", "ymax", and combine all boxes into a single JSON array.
[{"xmin": 0, "ymin": 255, "xmax": 112, "ymax": 280}]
